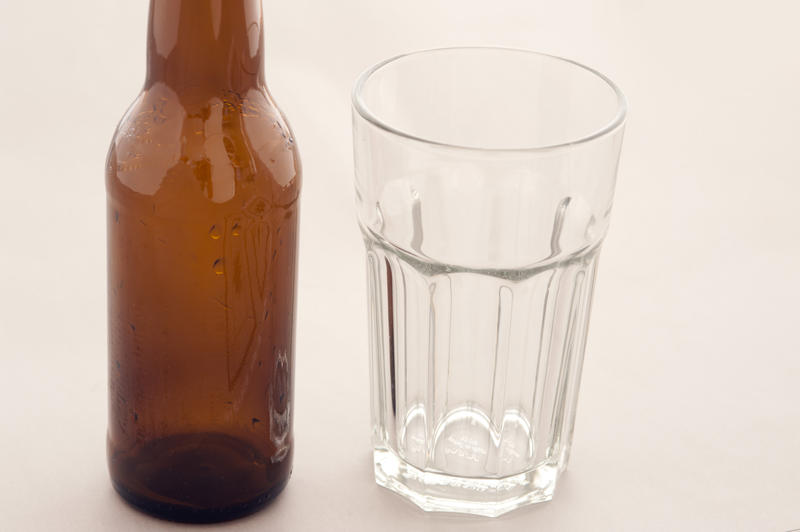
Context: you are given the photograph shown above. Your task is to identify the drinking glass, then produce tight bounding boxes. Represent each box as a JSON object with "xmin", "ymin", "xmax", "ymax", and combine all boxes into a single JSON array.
[{"xmin": 352, "ymin": 47, "xmax": 626, "ymax": 516}]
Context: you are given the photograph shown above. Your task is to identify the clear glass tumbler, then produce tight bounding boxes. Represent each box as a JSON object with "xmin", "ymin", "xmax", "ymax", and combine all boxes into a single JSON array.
[{"xmin": 352, "ymin": 47, "xmax": 626, "ymax": 516}]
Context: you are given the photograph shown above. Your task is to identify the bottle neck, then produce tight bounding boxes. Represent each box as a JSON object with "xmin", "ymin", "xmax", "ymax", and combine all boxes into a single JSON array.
[{"xmin": 145, "ymin": 0, "xmax": 265, "ymax": 91}]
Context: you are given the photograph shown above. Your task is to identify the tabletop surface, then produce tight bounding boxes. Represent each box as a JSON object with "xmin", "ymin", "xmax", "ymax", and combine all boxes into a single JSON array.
[{"xmin": 1, "ymin": 1, "xmax": 799, "ymax": 530}]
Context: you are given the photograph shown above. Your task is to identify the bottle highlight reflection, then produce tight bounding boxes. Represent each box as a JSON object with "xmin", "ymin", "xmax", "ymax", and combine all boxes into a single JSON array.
[{"xmin": 106, "ymin": 0, "xmax": 300, "ymax": 522}]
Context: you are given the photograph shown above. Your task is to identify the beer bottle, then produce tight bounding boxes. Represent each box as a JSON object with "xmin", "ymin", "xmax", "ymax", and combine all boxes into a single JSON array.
[{"xmin": 105, "ymin": 0, "xmax": 300, "ymax": 522}]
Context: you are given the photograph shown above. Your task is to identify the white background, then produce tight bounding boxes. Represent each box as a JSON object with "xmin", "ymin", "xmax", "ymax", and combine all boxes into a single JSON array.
[{"xmin": 1, "ymin": 1, "xmax": 799, "ymax": 530}]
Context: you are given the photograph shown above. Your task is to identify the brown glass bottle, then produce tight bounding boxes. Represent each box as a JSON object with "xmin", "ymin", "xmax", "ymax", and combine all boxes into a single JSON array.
[{"xmin": 106, "ymin": 0, "xmax": 300, "ymax": 522}]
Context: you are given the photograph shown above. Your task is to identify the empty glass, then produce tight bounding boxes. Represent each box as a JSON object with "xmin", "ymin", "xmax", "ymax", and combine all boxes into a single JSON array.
[{"xmin": 352, "ymin": 47, "xmax": 626, "ymax": 516}]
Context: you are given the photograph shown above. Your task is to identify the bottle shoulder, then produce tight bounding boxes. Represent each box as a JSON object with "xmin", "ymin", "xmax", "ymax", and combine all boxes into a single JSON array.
[{"xmin": 107, "ymin": 82, "xmax": 300, "ymax": 204}]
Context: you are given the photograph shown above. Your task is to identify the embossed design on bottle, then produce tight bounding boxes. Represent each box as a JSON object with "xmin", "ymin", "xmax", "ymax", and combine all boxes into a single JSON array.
[{"xmin": 222, "ymin": 197, "xmax": 272, "ymax": 390}]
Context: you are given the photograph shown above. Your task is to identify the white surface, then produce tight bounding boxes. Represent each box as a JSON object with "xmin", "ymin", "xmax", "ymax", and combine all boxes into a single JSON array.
[{"xmin": 1, "ymin": 1, "xmax": 799, "ymax": 530}]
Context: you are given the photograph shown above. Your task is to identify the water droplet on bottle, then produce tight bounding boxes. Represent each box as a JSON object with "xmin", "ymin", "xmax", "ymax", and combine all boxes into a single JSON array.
[
  {"xmin": 213, "ymin": 258, "xmax": 225, "ymax": 275},
  {"xmin": 209, "ymin": 225, "xmax": 221, "ymax": 240},
  {"xmin": 231, "ymin": 223, "xmax": 241, "ymax": 237}
]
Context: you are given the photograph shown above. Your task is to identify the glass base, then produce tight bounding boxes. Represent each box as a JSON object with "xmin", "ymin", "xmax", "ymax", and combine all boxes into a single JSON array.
[{"xmin": 373, "ymin": 448, "xmax": 558, "ymax": 517}]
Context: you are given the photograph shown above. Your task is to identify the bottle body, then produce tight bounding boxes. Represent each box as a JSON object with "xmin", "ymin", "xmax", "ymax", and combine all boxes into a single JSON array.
[{"xmin": 106, "ymin": 0, "xmax": 300, "ymax": 522}]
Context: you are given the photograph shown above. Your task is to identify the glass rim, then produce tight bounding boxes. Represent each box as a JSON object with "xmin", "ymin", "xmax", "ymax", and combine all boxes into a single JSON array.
[{"xmin": 352, "ymin": 46, "xmax": 628, "ymax": 154}]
